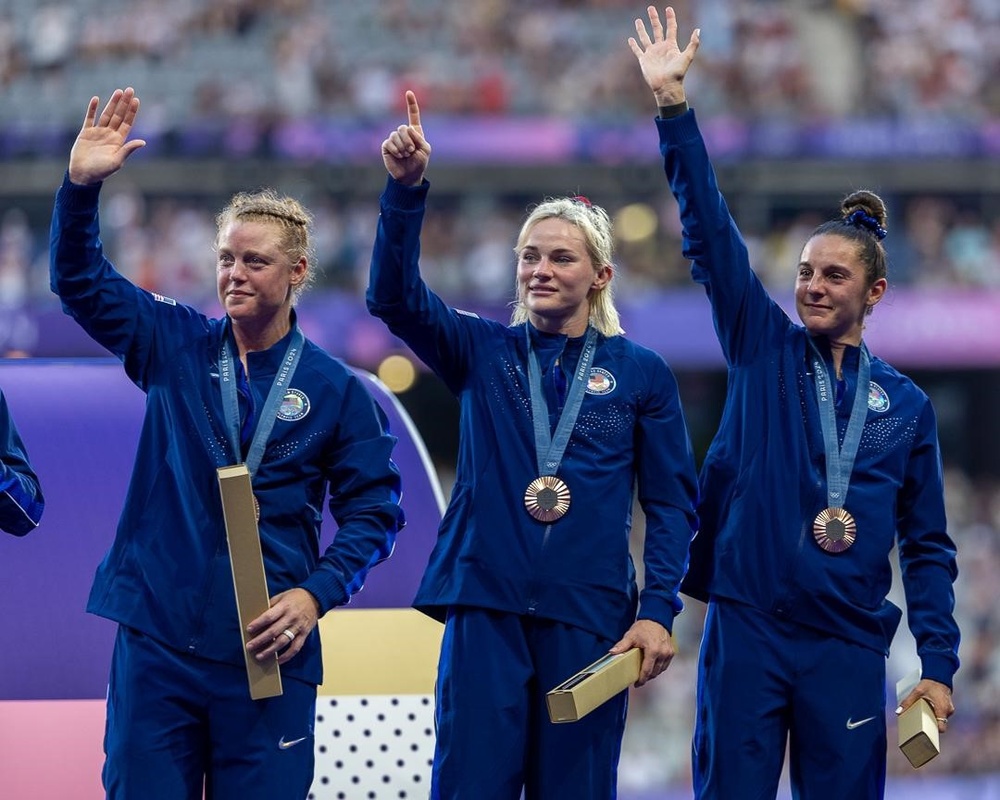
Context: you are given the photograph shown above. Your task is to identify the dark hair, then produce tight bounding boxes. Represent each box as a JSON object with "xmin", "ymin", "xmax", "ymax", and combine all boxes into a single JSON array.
[{"xmin": 809, "ymin": 190, "xmax": 888, "ymax": 287}]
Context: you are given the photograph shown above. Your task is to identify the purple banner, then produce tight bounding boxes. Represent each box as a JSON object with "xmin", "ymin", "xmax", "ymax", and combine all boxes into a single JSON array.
[
  {"xmin": 14, "ymin": 287, "xmax": 1000, "ymax": 370},
  {"xmin": 4, "ymin": 116, "xmax": 999, "ymax": 161}
]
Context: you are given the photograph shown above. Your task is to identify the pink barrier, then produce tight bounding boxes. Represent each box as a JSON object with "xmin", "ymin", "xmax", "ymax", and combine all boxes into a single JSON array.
[{"xmin": 0, "ymin": 700, "xmax": 105, "ymax": 800}]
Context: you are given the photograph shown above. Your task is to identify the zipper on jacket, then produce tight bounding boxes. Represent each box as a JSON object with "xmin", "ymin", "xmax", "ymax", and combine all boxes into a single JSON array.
[{"xmin": 525, "ymin": 523, "xmax": 555, "ymax": 615}]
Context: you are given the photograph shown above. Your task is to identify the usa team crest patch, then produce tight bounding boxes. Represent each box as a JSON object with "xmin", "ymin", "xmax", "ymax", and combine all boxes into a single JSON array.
[
  {"xmin": 277, "ymin": 389, "xmax": 310, "ymax": 421},
  {"xmin": 868, "ymin": 382, "xmax": 890, "ymax": 413},
  {"xmin": 585, "ymin": 367, "xmax": 616, "ymax": 395}
]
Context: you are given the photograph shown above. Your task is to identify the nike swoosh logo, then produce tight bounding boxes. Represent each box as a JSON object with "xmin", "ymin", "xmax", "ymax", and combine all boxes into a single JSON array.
[
  {"xmin": 846, "ymin": 716, "xmax": 876, "ymax": 730},
  {"xmin": 278, "ymin": 735, "xmax": 309, "ymax": 750}
]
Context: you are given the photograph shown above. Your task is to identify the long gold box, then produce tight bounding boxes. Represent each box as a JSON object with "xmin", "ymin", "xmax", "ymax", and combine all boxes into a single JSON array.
[
  {"xmin": 546, "ymin": 649, "xmax": 641, "ymax": 723},
  {"xmin": 217, "ymin": 464, "xmax": 282, "ymax": 700},
  {"xmin": 898, "ymin": 698, "xmax": 940, "ymax": 768}
]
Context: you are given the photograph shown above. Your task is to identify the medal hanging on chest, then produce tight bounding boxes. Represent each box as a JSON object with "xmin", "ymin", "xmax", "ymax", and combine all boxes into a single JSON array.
[
  {"xmin": 218, "ymin": 321, "xmax": 305, "ymax": 521},
  {"xmin": 807, "ymin": 340, "xmax": 870, "ymax": 554},
  {"xmin": 523, "ymin": 326, "xmax": 597, "ymax": 523},
  {"xmin": 524, "ymin": 475, "xmax": 572, "ymax": 522},
  {"xmin": 812, "ymin": 506, "xmax": 857, "ymax": 553}
]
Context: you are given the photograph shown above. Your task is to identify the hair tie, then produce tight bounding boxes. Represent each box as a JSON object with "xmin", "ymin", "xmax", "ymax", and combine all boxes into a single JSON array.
[
  {"xmin": 572, "ymin": 195, "xmax": 592, "ymax": 208},
  {"xmin": 846, "ymin": 209, "xmax": 887, "ymax": 241}
]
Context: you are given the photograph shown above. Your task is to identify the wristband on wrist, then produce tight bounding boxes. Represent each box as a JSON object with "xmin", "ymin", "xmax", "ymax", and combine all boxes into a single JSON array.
[{"xmin": 657, "ymin": 100, "xmax": 689, "ymax": 119}]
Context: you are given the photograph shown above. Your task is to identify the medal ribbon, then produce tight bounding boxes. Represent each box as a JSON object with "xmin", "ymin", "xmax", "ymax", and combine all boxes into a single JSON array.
[
  {"xmin": 526, "ymin": 325, "xmax": 598, "ymax": 477},
  {"xmin": 807, "ymin": 338, "xmax": 870, "ymax": 510},
  {"xmin": 219, "ymin": 320, "xmax": 304, "ymax": 480}
]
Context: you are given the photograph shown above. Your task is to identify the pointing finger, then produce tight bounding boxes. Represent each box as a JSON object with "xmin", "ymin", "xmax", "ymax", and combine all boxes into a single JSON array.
[{"xmin": 405, "ymin": 90, "xmax": 422, "ymax": 132}]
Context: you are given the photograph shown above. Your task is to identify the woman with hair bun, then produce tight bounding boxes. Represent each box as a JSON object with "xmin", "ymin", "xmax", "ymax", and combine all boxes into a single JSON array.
[
  {"xmin": 628, "ymin": 6, "xmax": 959, "ymax": 799},
  {"xmin": 368, "ymin": 90, "xmax": 699, "ymax": 799}
]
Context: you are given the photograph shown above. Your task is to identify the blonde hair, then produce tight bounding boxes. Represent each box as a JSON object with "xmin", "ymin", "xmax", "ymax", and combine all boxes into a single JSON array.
[
  {"xmin": 509, "ymin": 197, "xmax": 624, "ymax": 337},
  {"xmin": 215, "ymin": 189, "xmax": 316, "ymax": 302}
]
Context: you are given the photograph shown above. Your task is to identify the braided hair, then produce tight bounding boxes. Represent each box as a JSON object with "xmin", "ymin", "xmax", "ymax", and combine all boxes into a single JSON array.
[{"xmin": 215, "ymin": 189, "xmax": 317, "ymax": 302}]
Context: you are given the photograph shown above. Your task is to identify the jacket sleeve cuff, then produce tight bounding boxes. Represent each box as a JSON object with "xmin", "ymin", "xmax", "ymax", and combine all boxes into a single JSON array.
[
  {"xmin": 655, "ymin": 107, "xmax": 701, "ymax": 148},
  {"xmin": 637, "ymin": 593, "xmax": 681, "ymax": 635},
  {"xmin": 57, "ymin": 171, "xmax": 103, "ymax": 211},
  {"xmin": 381, "ymin": 176, "xmax": 430, "ymax": 211},
  {"xmin": 298, "ymin": 574, "xmax": 349, "ymax": 616},
  {"xmin": 920, "ymin": 653, "xmax": 958, "ymax": 691}
]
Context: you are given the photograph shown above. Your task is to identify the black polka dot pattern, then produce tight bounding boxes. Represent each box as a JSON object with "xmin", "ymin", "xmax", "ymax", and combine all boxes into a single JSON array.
[{"xmin": 309, "ymin": 695, "xmax": 436, "ymax": 798}]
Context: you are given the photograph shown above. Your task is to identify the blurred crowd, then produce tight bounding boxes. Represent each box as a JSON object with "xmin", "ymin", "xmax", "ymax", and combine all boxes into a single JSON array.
[
  {"xmin": 1, "ymin": 187, "xmax": 998, "ymax": 316},
  {"xmin": 0, "ymin": 0, "xmax": 996, "ymax": 304},
  {"xmin": 0, "ymin": 0, "xmax": 997, "ymax": 124}
]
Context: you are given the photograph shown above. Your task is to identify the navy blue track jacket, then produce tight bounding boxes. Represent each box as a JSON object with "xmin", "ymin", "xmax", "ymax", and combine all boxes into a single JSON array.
[
  {"xmin": 659, "ymin": 111, "xmax": 959, "ymax": 687},
  {"xmin": 50, "ymin": 174, "xmax": 404, "ymax": 685},
  {"xmin": 368, "ymin": 177, "xmax": 698, "ymax": 641}
]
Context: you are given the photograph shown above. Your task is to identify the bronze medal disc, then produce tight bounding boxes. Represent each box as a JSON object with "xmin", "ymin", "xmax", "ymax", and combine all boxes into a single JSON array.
[
  {"xmin": 812, "ymin": 507, "xmax": 857, "ymax": 553},
  {"xmin": 524, "ymin": 476, "xmax": 571, "ymax": 523}
]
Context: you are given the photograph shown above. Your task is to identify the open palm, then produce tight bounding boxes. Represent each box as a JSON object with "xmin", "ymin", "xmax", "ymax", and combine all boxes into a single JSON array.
[
  {"xmin": 69, "ymin": 87, "xmax": 146, "ymax": 185},
  {"xmin": 628, "ymin": 6, "xmax": 700, "ymax": 102}
]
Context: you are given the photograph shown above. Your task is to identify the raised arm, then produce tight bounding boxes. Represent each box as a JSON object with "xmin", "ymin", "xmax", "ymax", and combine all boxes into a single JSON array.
[
  {"xmin": 629, "ymin": 7, "xmax": 786, "ymax": 365},
  {"xmin": 52, "ymin": 87, "xmax": 183, "ymax": 386},
  {"xmin": 69, "ymin": 88, "xmax": 146, "ymax": 186},
  {"xmin": 368, "ymin": 91, "xmax": 486, "ymax": 392}
]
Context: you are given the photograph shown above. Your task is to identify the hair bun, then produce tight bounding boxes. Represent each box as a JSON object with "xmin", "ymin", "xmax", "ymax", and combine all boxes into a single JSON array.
[{"xmin": 841, "ymin": 190, "xmax": 888, "ymax": 240}]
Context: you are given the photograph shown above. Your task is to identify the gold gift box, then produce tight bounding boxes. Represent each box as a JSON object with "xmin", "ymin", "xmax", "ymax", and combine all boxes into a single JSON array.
[
  {"xmin": 218, "ymin": 464, "xmax": 282, "ymax": 700},
  {"xmin": 546, "ymin": 649, "xmax": 641, "ymax": 723},
  {"xmin": 898, "ymin": 698, "xmax": 940, "ymax": 768}
]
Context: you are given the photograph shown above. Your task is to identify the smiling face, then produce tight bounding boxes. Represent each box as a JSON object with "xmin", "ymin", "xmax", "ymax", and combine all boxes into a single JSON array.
[
  {"xmin": 515, "ymin": 217, "xmax": 611, "ymax": 336},
  {"xmin": 216, "ymin": 219, "xmax": 307, "ymax": 328},
  {"xmin": 795, "ymin": 233, "xmax": 886, "ymax": 344}
]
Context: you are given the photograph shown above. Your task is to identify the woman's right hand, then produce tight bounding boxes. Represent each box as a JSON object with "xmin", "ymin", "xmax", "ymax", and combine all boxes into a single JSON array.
[
  {"xmin": 381, "ymin": 90, "xmax": 431, "ymax": 187},
  {"xmin": 628, "ymin": 5, "xmax": 700, "ymax": 107},
  {"xmin": 68, "ymin": 87, "xmax": 146, "ymax": 186}
]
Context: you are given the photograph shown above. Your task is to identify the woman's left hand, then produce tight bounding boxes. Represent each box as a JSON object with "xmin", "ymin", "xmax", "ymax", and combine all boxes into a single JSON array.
[
  {"xmin": 897, "ymin": 678, "xmax": 955, "ymax": 734},
  {"xmin": 609, "ymin": 618, "xmax": 676, "ymax": 687},
  {"xmin": 246, "ymin": 588, "xmax": 321, "ymax": 665}
]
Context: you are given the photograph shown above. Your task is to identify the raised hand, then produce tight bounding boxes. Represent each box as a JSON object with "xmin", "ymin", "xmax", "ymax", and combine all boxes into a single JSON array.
[
  {"xmin": 628, "ymin": 6, "xmax": 700, "ymax": 106},
  {"xmin": 68, "ymin": 87, "xmax": 146, "ymax": 186},
  {"xmin": 381, "ymin": 90, "xmax": 431, "ymax": 187}
]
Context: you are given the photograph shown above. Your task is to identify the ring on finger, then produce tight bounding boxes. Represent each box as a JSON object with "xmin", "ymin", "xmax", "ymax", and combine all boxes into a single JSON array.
[{"xmin": 281, "ymin": 628, "xmax": 296, "ymax": 643}]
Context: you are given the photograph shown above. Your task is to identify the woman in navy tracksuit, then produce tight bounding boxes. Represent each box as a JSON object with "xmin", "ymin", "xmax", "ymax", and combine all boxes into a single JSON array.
[
  {"xmin": 50, "ymin": 88, "xmax": 404, "ymax": 799},
  {"xmin": 368, "ymin": 91, "xmax": 699, "ymax": 799},
  {"xmin": 629, "ymin": 8, "xmax": 959, "ymax": 799}
]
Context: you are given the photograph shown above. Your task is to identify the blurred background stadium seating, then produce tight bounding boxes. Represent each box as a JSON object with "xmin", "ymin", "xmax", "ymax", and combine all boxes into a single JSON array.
[{"xmin": 0, "ymin": 0, "xmax": 997, "ymax": 796}]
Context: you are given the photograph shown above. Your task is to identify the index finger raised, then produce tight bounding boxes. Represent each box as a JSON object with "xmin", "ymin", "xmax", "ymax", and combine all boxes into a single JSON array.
[{"xmin": 405, "ymin": 90, "xmax": 422, "ymax": 131}]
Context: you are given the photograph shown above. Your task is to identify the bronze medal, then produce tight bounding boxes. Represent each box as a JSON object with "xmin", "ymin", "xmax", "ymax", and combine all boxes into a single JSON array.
[
  {"xmin": 524, "ymin": 476, "xmax": 571, "ymax": 522},
  {"xmin": 812, "ymin": 507, "xmax": 857, "ymax": 553}
]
